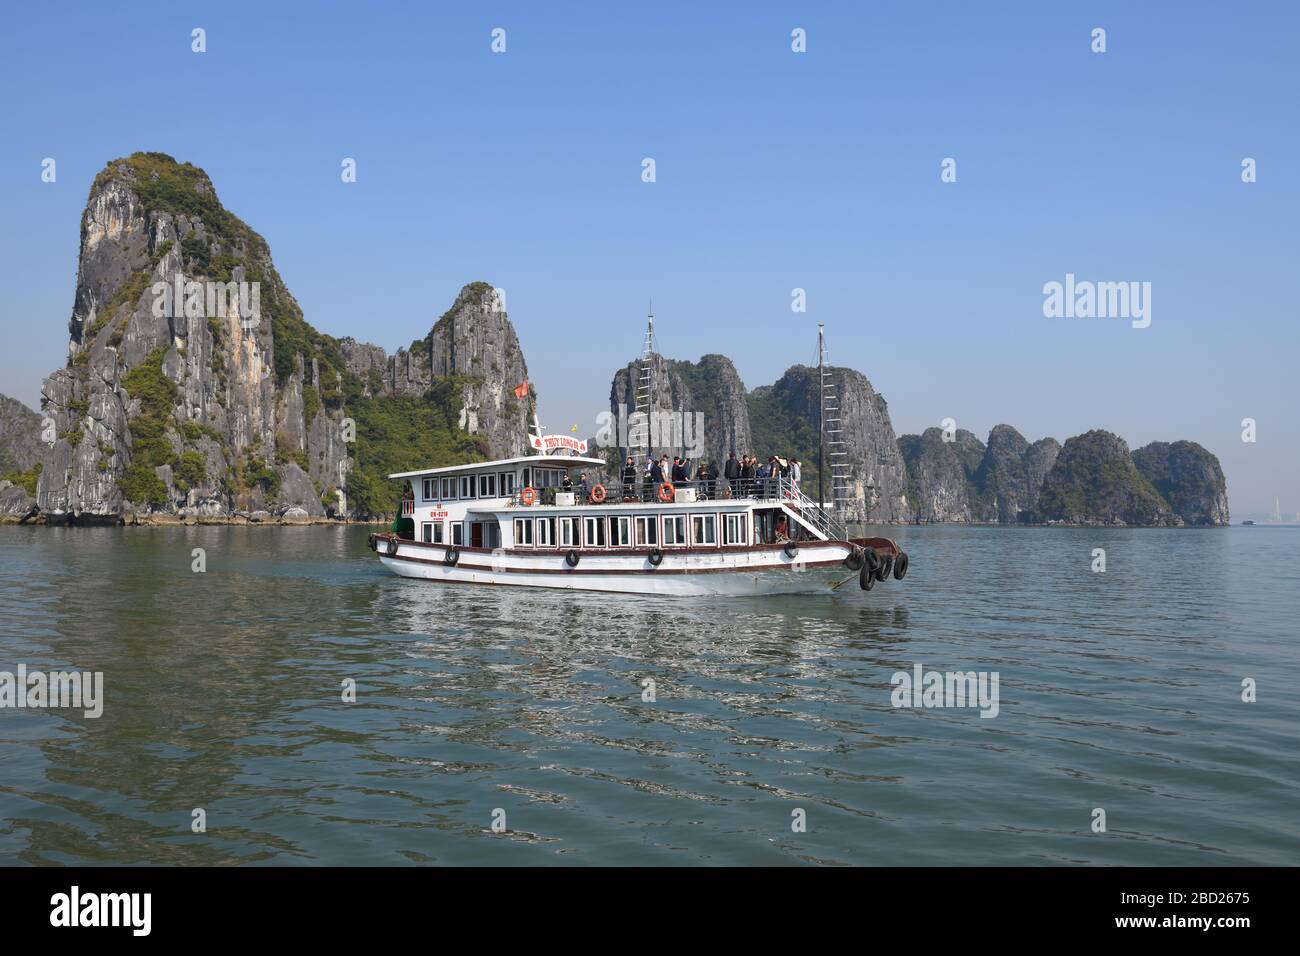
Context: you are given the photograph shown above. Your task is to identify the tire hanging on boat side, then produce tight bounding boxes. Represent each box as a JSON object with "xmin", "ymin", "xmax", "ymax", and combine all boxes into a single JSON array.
[
  {"xmin": 565, "ymin": 549, "xmax": 581, "ymax": 568},
  {"xmin": 859, "ymin": 563, "xmax": 876, "ymax": 590},
  {"xmin": 444, "ymin": 547, "xmax": 459, "ymax": 566},
  {"xmin": 648, "ymin": 549, "xmax": 664, "ymax": 567},
  {"xmin": 844, "ymin": 546, "xmax": 865, "ymax": 571},
  {"xmin": 893, "ymin": 551, "xmax": 909, "ymax": 580},
  {"xmin": 875, "ymin": 555, "xmax": 893, "ymax": 582}
]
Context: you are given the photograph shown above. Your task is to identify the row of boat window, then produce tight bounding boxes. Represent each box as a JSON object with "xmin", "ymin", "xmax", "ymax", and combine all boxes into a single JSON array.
[
  {"xmin": 419, "ymin": 513, "xmax": 752, "ymax": 549},
  {"xmin": 419, "ymin": 468, "xmax": 566, "ymax": 502}
]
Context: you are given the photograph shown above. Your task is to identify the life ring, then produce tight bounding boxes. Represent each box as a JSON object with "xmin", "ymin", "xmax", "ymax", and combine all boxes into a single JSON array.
[
  {"xmin": 893, "ymin": 551, "xmax": 909, "ymax": 580},
  {"xmin": 783, "ymin": 541, "xmax": 799, "ymax": 559},
  {"xmin": 385, "ymin": 536, "xmax": 399, "ymax": 557},
  {"xmin": 589, "ymin": 484, "xmax": 607, "ymax": 504},
  {"xmin": 657, "ymin": 482, "xmax": 675, "ymax": 503},
  {"xmin": 565, "ymin": 549, "xmax": 580, "ymax": 568},
  {"xmin": 844, "ymin": 546, "xmax": 865, "ymax": 571},
  {"xmin": 520, "ymin": 486, "xmax": 537, "ymax": 506},
  {"xmin": 859, "ymin": 563, "xmax": 876, "ymax": 591},
  {"xmin": 648, "ymin": 548, "xmax": 664, "ymax": 567},
  {"xmin": 444, "ymin": 547, "xmax": 459, "ymax": 566}
]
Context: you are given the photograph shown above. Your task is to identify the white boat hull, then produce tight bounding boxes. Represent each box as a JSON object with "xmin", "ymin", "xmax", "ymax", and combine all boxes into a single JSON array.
[{"xmin": 374, "ymin": 539, "xmax": 866, "ymax": 596}]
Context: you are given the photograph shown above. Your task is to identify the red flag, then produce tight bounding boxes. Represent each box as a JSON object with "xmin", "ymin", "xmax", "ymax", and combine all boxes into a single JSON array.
[{"xmin": 513, "ymin": 379, "xmax": 529, "ymax": 399}]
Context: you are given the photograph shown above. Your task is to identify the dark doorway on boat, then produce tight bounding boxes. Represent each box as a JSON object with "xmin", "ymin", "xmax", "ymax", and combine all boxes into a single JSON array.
[{"xmin": 470, "ymin": 522, "xmax": 485, "ymax": 548}]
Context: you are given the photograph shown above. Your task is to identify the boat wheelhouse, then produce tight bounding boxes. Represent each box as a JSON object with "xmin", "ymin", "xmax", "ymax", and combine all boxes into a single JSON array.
[{"xmin": 368, "ymin": 451, "xmax": 908, "ymax": 596}]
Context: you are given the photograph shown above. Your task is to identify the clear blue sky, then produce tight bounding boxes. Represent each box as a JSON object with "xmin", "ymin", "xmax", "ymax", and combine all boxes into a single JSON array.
[{"xmin": 1, "ymin": 1, "xmax": 1295, "ymax": 515}]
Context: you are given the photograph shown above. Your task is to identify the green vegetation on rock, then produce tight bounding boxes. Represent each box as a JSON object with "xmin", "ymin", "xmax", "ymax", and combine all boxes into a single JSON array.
[{"xmin": 342, "ymin": 377, "xmax": 487, "ymax": 517}]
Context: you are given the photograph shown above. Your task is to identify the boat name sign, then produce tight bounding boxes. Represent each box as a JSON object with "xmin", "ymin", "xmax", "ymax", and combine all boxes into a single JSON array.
[{"xmin": 530, "ymin": 434, "xmax": 588, "ymax": 454}]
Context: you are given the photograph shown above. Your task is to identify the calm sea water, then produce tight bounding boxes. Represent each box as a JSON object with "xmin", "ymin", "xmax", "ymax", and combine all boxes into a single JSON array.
[{"xmin": 0, "ymin": 524, "xmax": 1296, "ymax": 866}]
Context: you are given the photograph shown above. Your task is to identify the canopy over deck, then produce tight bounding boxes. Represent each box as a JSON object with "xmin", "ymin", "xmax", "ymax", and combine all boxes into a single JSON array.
[{"xmin": 388, "ymin": 454, "xmax": 607, "ymax": 481}]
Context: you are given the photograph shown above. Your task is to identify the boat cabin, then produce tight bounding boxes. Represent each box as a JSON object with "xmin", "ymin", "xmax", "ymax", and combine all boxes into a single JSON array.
[{"xmin": 387, "ymin": 453, "xmax": 830, "ymax": 552}]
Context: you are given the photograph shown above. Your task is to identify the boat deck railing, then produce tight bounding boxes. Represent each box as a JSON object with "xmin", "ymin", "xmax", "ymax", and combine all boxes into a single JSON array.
[{"xmin": 498, "ymin": 477, "xmax": 848, "ymax": 540}]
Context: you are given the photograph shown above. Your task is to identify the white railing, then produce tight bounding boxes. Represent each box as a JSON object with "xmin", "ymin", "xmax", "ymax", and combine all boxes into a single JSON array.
[{"xmin": 772, "ymin": 477, "xmax": 847, "ymax": 541}]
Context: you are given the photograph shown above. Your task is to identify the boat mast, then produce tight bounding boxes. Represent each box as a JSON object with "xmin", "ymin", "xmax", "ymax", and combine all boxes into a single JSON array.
[
  {"xmin": 818, "ymin": 324, "xmax": 825, "ymax": 510},
  {"xmin": 635, "ymin": 302, "xmax": 655, "ymax": 463},
  {"xmin": 818, "ymin": 325, "xmax": 848, "ymax": 513}
]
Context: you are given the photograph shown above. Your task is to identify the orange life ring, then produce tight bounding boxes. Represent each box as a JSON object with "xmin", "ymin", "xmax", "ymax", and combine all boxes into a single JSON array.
[
  {"xmin": 658, "ymin": 482, "xmax": 675, "ymax": 503},
  {"xmin": 520, "ymin": 486, "xmax": 537, "ymax": 506},
  {"xmin": 589, "ymin": 484, "xmax": 607, "ymax": 504}
]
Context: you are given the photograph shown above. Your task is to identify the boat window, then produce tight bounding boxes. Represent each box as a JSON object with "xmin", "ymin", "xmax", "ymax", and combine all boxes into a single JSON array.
[
  {"xmin": 558, "ymin": 517, "xmax": 575, "ymax": 547},
  {"xmin": 486, "ymin": 523, "xmax": 501, "ymax": 549},
  {"xmin": 459, "ymin": 476, "xmax": 476, "ymax": 499},
  {"xmin": 692, "ymin": 514, "xmax": 717, "ymax": 546},
  {"xmin": 432, "ymin": 522, "xmax": 445, "ymax": 544},
  {"xmin": 514, "ymin": 518, "xmax": 533, "ymax": 548},
  {"xmin": 499, "ymin": 472, "xmax": 516, "ymax": 496},
  {"xmin": 583, "ymin": 516, "xmax": 606, "ymax": 548},
  {"xmin": 440, "ymin": 477, "xmax": 457, "ymax": 500},
  {"xmin": 422, "ymin": 479, "xmax": 435, "ymax": 501},
  {"xmin": 479, "ymin": 473, "xmax": 497, "ymax": 498},
  {"xmin": 635, "ymin": 515, "xmax": 658, "ymax": 546},
  {"xmin": 536, "ymin": 517, "xmax": 555, "ymax": 548},
  {"xmin": 663, "ymin": 515, "xmax": 687, "ymax": 547},
  {"xmin": 611, "ymin": 515, "xmax": 631, "ymax": 547},
  {"xmin": 421, "ymin": 522, "xmax": 434, "ymax": 543},
  {"xmin": 452, "ymin": 523, "xmax": 464, "ymax": 545},
  {"xmin": 723, "ymin": 512, "xmax": 748, "ymax": 545}
]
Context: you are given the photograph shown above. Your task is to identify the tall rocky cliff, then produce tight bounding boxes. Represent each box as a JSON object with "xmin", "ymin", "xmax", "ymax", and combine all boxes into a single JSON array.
[
  {"xmin": 608, "ymin": 355, "xmax": 909, "ymax": 522},
  {"xmin": 609, "ymin": 353, "xmax": 752, "ymax": 474},
  {"xmin": 749, "ymin": 366, "xmax": 909, "ymax": 522},
  {"xmin": 0, "ymin": 394, "xmax": 44, "ymax": 518},
  {"xmin": 30, "ymin": 153, "xmax": 532, "ymax": 523},
  {"xmin": 898, "ymin": 423, "xmax": 1230, "ymax": 527},
  {"xmin": 897, "ymin": 427, "xmax": 990, "ymax": 523},
  {"xmin": 1035, "ymin": 430, "xmax": 1177, "ymax": 526},
  {"xmin": 1131, "ymin": 441, "xmax": 1230, "ymax": 526}
]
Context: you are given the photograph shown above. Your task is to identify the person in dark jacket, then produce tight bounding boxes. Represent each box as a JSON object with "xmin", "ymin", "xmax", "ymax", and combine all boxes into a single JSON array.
[
  {"xmin": 740, "ymin": 455, "xmax": 756, "ymax": 497},
  {"xmin": 697, "ymin": 461, "xmax": 715, "ymax": 498},
  {"xmin": 621, "ymin": 456, "xmax": 637, "ymax": 496},
  {"xmin": 724, "ymin": 451, "xmax": 740, "ymax": 497},
  {"xmin": 649, "ymin": 457, "xmax": 665, "ymax": 486},
  {"xmin": 671, "ymin": 457, "xmax": 688, "ymax": 484}
]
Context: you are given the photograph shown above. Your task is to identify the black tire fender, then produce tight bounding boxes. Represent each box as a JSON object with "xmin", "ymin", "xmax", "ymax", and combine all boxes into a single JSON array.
[
  {"xmin": 386, "ymin": 536, "xmax": 399, "ymax": 557},
  {"xmin": 875, "ymin": 555, "xmax": 894, "ymax": 582},
  {"xmin": 648, "ymin": 548, "xmax": 664, "ymax": 567},
  {"xmin": 784, "ymin": 542, "xmax": 799, "ymax": 559},
  {"xmin": 444, "ymin": 547, "xmax": 459, "ymax": 566},
  {"xmin": 893, "ymin": 551, "xmax": 909, "ymax": 580},
  {"xmin": 565, "ymin": 549, "xmax": 581, "ymax": 568},
  {"xmin": 844, "ymin": 546, "xmax": 865, "ymax": 571},
  {"xmin": 859, "ymin": 563, "xmax": 876, "ymax": 591}
]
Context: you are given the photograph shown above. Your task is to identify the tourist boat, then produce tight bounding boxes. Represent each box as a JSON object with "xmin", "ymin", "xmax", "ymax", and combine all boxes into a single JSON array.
[
  {"xmin": 367, "ymin": 453, "xmax": 907, "ymax": 596},
  {"xmin": 367, "ymin": 322, "xmax": 910, "ymax": 596}
]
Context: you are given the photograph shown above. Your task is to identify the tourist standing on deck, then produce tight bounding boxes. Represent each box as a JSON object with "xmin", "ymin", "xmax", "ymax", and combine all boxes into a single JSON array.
[
  {"xmin": 725, "ymin": 452, "xmax": 740, "ymax": 497},
  {"xmin": 740, "ymin": 455, "xmax": 756, "ymax": 497}
]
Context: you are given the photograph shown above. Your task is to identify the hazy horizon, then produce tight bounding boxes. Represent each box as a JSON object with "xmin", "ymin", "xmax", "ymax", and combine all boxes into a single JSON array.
[{"xmin": 2, "ymin": 1, "xmax": 1295, "ymax": 516}]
